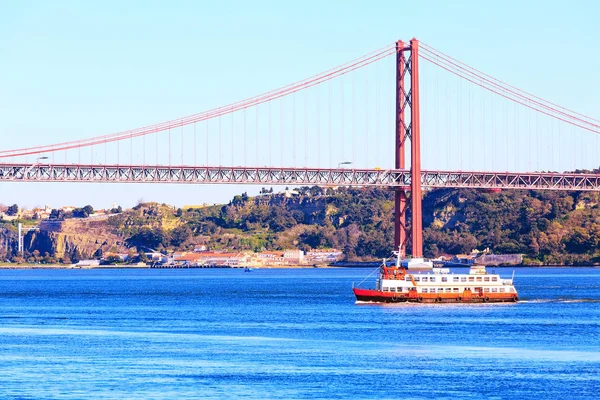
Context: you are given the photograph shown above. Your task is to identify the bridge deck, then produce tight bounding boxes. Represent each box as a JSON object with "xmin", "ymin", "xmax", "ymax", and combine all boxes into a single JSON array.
[{"xmin": 1, "ymin": 164, "xmax": 600, "ymax": 191}]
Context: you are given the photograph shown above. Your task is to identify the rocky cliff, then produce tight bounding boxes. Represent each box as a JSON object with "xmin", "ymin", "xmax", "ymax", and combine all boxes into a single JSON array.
[{"xmin": 28, "ymin": 219, "xmax": 127, "ymax": 260}]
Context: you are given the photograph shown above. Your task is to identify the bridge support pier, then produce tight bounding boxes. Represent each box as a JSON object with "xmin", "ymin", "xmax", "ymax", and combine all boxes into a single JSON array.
[{"xmin": 394, "ymin": 38, "xmax": 422, "ymax": 258}]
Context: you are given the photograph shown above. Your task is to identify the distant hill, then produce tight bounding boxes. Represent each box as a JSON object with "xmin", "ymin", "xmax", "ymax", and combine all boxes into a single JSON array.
[{"xmin": 2, "ymin": 186, "xmax": 600, "ymax": 265}]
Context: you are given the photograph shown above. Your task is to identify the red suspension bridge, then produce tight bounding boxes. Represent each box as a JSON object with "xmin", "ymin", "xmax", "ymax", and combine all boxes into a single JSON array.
[{"xmin": 1, "ymin": 38, "xmax": 599, "ymax": 257}]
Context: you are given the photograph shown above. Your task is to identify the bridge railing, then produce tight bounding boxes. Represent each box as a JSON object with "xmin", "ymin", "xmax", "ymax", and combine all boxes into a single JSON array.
[{"xmin": 2, "ymin": 163, "xmax": 600, "ymax": 191}]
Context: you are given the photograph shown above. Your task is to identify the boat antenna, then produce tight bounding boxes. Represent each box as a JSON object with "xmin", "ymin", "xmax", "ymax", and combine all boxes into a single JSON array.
[{"xmin": 355, "ymin": 265, "xmax": 381, "ymax": 288}]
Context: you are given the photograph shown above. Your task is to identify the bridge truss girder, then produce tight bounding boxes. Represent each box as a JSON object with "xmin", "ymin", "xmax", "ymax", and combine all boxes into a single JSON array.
[{"xmin": 2, "ymin": 164, "xmax": 600, "ymax": 191}]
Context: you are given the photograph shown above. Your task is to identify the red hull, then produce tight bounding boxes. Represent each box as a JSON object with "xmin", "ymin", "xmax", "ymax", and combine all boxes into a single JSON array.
[{"xmin": 353, "ymin": 288, "xmax": 518, "ymax": 303}]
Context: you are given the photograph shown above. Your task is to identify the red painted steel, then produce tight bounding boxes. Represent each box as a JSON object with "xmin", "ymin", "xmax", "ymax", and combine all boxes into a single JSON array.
[
  {"xmin": 394, "ymin": 38, "xmax": 423, "ymax": 257},
  {"xmin": 3, "ymin": 163, "xmax": 600, "ymax": 190},
  {"xmin": 410, "ymin": 38, "xmax": 423, "ymax": 257},
  {"xmin": 394, "ymin": 40, "xmax": 408, "ymax": 256}
]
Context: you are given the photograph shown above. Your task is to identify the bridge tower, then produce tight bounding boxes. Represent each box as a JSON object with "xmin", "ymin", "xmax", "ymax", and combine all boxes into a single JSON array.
[{"xmin": 394, "ymin": 38, "xmax": 422, "ymax": 257}]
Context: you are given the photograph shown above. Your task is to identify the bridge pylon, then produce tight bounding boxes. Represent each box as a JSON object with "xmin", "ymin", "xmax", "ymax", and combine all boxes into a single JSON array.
[{"xmin": 394, "ymin": 38, "xmax": 422, "ymax": 257}]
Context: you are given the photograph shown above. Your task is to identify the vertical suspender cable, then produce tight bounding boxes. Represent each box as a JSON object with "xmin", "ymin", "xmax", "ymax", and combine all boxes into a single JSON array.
[
  {"xmin": 376, "ymin": 59, "xmax": 380, "ymax": 167},
  {"xmin": 329, "ymin": 81, "xmax": 332, "ymax": 168},
  {"xmin": 280, "ymin": 98, "xmax": 283, "ymax": 166},
  {"xmin": 341, "ymin": 77, "xmax": 345, "ymax": 165},
  {"xmin": 514, "ymin": 102, "xmax": 517, "ymax": 169},
  {"xmin": 446, "ymin": 76, "xmax": 450, "ymax": 170},
  {"xmin": 365, "ymin": 66, "xmax": 369, "ymax": 167},
  {"xmin": 536, "ymin": 110, "xmax": 539, "ymax": 171},
  {"xmin": 435, "ymin": 57, "xmax": 439, "ymax": 170},
  {"xmin": 304, "ymin": 91, "xmax": 308, "ymax": 166},
  {"xmin": 491, "ymin": 91, "xmax": 494, "ymax": 171},
  {"xmin": 481, "ymin": 82, "xmax": 485, "ymax": 170},
  {"xmin": 269, "ymin": 102, "xmax": 272, "ymax": 166},
  {"xmin": 205, "ymin": 121, "xmax": 209, "ymax": 166},
  {"xmin": 458, "ymin": 77, "xmax": 462, "ymax": 170},
  {"xmin": 352, "ymin": 74, "xmax": 356, "ymax": 164},
  {"xmin": 528, "ymin": 101, "xmax": 531, "ymax": 171},
  {"xmin": 293, "ymin": 95, "xmax": 296, "ymax": 167},
  {"xmin": 256, "ymin": 105, "xmax": 259, "ymax": 166},
  {"xmin": 317, "ymin": 86, "xmax": 321, "ymax": 167}
]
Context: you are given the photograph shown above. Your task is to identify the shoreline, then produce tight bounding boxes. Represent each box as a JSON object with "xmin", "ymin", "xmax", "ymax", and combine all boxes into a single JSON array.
[
  {"xmin": 0, "ymin": 264, "xmax": 338, "ymax": 270},
  {"xmin": 1, "ymin": 263, "xmax": 599, "ymax": 270}
]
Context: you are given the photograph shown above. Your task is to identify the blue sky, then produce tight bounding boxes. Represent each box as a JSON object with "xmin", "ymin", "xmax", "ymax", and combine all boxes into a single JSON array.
[{"xmin": 1, "ymin": 0, "xmax": 598, "ymax": 209}]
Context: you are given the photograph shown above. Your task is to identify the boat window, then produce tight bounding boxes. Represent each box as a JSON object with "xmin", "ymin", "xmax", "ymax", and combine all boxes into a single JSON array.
[
  {"xmin": 484, "ymin": 277, "xmax": 490, "ymax": 282},
  {"xmin": 422, "ymin": 277, "xmax": 428, "ymax": 282},
  {"xmin": 492, "ymin": 288, "xmax": 498, "ymax": 292},
  {"xmin": 445, "ymin": 288, "xmax": 452, "ymax": 293},
  {"xmin": 441, "ymin": 277, "xmax": 448, "ymax": 282},
  {"xmin": 492, "ymin": 277, "xmax": 498, "ymax": 282},
  {"xmin": 460, "ymin": 277, "xmax": 467, "ymax": 282},
  {"xmin": 453, "ymin": 288, "xmax": 459, "ymax": 292},
  {"xmin": 499, "ymin": 288, "xmax": 505, "ymax": 293},
  {"xmin": 390, "ymin": 287, "xmax": 396, "ymax": 292},
  {"xmin": 405, "ymin": 276, "xmax": 411, "ymax": 281},
  {"xmin": 422, "ymin": 288, "xmax": 428, "ymax": 293},
  {"xmin": 414, "ymin": 276, "xmax": 420, "ymax": 282},
  {"xmin": 509, "ymin": 288, "xmax": 515, "ymax": 293},
  {"xmin": 382, "ymin": 287, "xmax": 389, "ymax": 292},
  {"xmin": 430, "ymin": 288, "xmax": 436, "ymax": 293},
  {"xmin": 484, "ymin": 288, "xmax": 490, "ymax": 293},
  {"xmin": 397, "ymin": 287, "xmax": 403, "ymax": 292},
  {"xmin": 453, "ymin": 277, "xmax": 459, "ymax": 282},
  {"xmin": 468, "ymin": 277, "xmax": 475, "ymax": 282},
  {"xmin": 429, "ymin": 277, "xmax": 436, "ymax": 282},
  {"xmin": 476, "ymin": 277, "xmax": 482, "ymax": 282}
]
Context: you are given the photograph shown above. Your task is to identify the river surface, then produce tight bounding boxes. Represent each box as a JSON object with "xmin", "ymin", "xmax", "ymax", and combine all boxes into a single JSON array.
[{"xmin": 0, "ymin": 267, "xmax": 599, "ymax": 399}]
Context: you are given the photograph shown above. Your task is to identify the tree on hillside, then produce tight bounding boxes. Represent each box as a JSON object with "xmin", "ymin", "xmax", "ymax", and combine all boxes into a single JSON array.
[
  {"xmin": 138, "ymin": 250, "xmax": 149, "ymax": 263},
  {"xmin": 6, "ymin": 204, "xmax": 18, "ymax": 216},
  {"xmin": 105, "ymin": 255, "xmax": 122, "ymax": 264},
  {"xmin": 127, "ymin": 228, "xmax": 169, "ymax": 250},
  {"xmin": 170, "ymin": 226, "xmax": 192, "ymax": 247},
  {"xmin": 309, "ymin": 186, "xmax": 323, "ymax": 196},
  {"xmin": 49, "ymin": 209, "xmax": 66, "ymax": 220},
  {"xmin": 73, "ymin": 205, "xmax": 94, "ymax": 218}
]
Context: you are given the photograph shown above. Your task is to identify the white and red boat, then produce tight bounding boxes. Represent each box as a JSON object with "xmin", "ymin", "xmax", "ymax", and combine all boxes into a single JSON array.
[{"xmin": 353, "ymin": 252, "xmax": 518, "ymax": 303}]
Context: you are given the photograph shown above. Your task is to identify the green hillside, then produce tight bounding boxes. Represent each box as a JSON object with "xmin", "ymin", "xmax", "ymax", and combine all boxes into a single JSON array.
[{"xmin": 3, "ymin": 186, "xmax": 600, "ymax": 265}]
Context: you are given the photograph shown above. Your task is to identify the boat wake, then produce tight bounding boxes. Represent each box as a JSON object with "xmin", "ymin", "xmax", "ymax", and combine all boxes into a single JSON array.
[
  {"xmin": 519, "ymin": 298, "xmax": 600, "ymax": 303},
  {"xmin": 517, "ymin": 299, "xmax": 553, "ymax": 303},
  {"xmin": 558, "ymin": 298, "xmax": 600, "ymax": 303}
]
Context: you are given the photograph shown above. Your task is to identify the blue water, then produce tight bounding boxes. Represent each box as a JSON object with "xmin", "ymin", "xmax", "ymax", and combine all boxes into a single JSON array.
[{"xmin": 0, "ymin": 267, "xmax": 599, "ymax": 399}]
